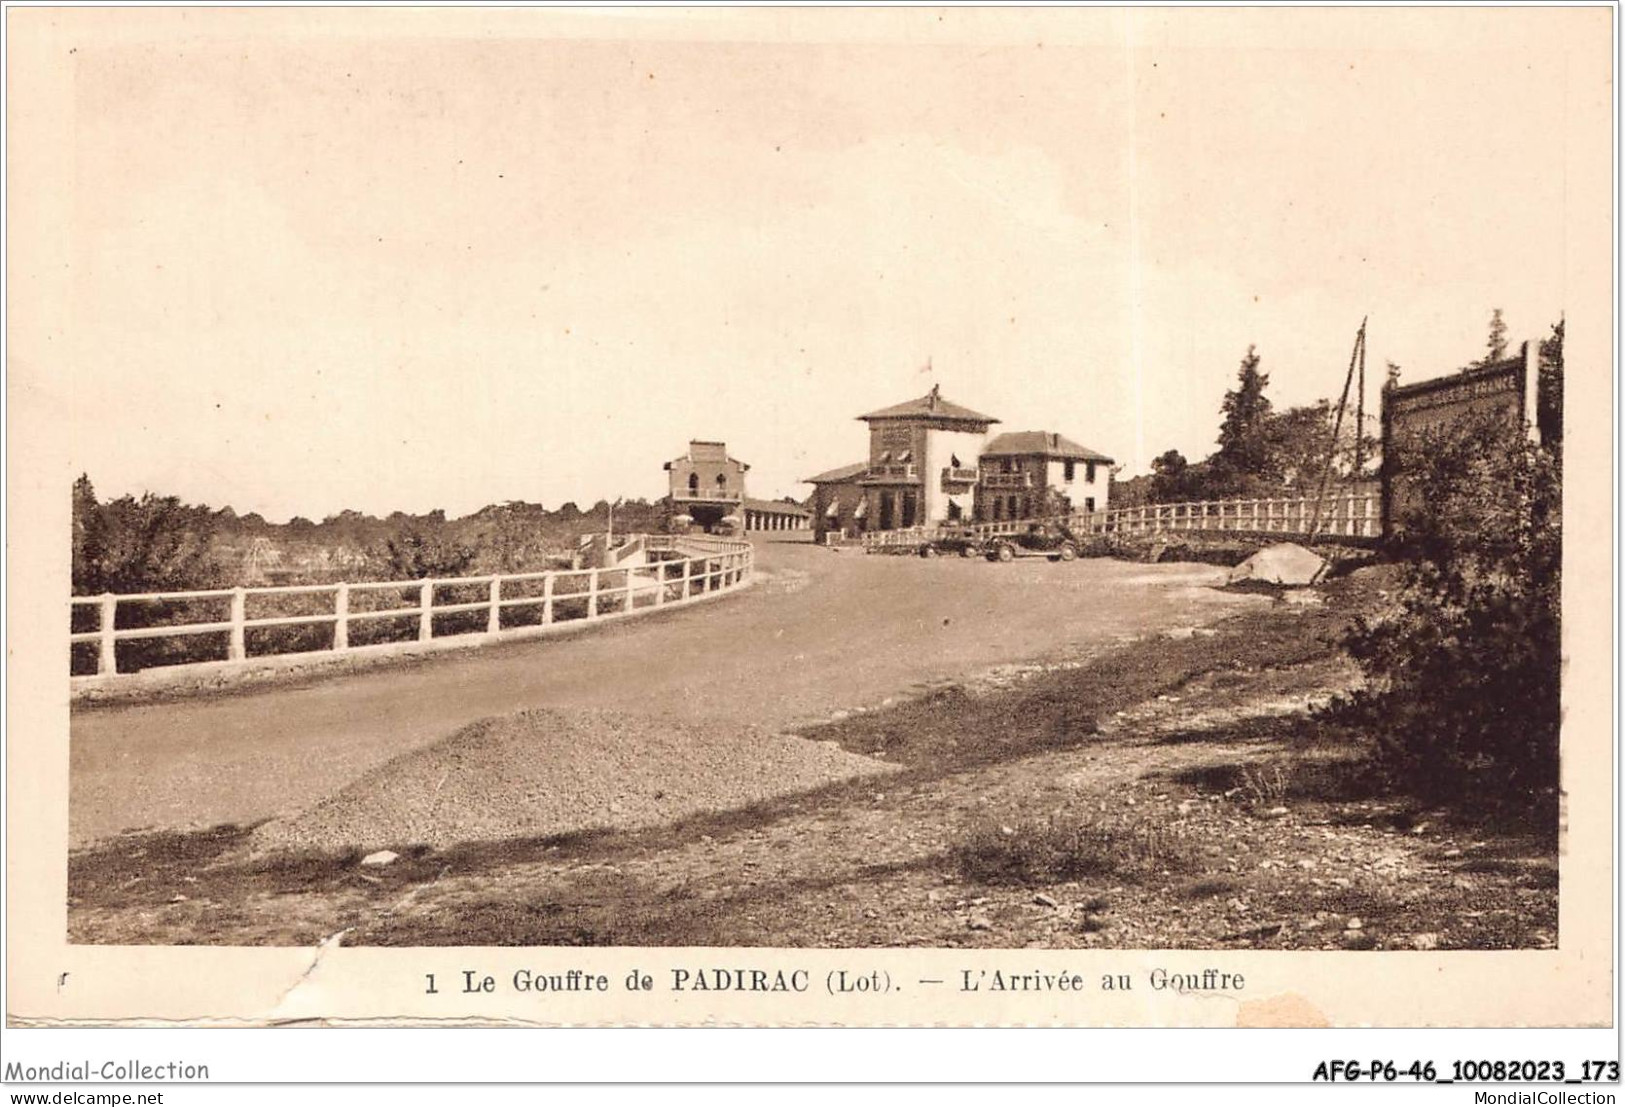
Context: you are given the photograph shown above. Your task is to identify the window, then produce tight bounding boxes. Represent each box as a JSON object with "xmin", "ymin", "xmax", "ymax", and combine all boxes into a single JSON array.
[
  {"xmin": 1064, "ymin": 460, "xmax": 1076, "ymax": 482},
  {"xmin": 687, "ymin": 473, "xmax": 699, "ymax": 494},
  {"xmin": 1086, "ymin": 462, "xmax": 1097, "ymax": 483},
  {"xmin": 1084, "ymin": 497, "xmax": 1096, "ymax": 513},
  {"xmin": 950, "ymin": 454, "xmax": 962, "ymax": 468},
  {"xmin": 1002, "ymin": 458, "xmax": 1014, "ymax": 474},
  {"xmin": 716, "ymin": 473, "xmax": 728, "ymax": 490}
]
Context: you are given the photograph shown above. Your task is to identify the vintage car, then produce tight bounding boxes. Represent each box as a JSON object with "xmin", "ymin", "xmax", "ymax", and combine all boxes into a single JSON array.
[
  {"xmin": 917, "ymin": 530, "xmax": 986, "ymax": 558},
  {"xmin": 984, "ymin": 522, "xmax": 1079, "ymax": 562}
]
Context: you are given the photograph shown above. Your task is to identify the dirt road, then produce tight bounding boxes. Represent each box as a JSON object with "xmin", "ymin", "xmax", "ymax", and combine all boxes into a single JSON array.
[{"xmin": 70, "ymin": 539, "xmax": 1259, "ymax": 845}]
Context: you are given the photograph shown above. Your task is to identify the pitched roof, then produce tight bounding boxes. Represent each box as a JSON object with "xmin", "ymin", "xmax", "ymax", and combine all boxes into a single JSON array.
[
  {"xmin": 981, "ymin": 431, "xmax": 1114, "ymax": 463},
  {"xmin": 857, "ymin": 387, "xmax": 999, "ymax": 424},
  {"xmin": 803, "ymin": 461, "xmax": 870, "ymax": 484},
  {"xmin": 743, "ymin": 497, "xmax": 811, "ymax": 517}
]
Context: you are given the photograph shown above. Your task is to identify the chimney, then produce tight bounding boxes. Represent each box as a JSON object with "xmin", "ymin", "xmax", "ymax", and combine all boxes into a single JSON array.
[{"xmin": 1051, "ymin": 432, "xmax": 1059, "ymax": 449}]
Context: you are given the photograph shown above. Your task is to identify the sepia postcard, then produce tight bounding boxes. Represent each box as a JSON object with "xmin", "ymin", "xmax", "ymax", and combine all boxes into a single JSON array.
[{"xmin": 4, "ymin": 5, "xmax": 1615, "ymax": 1043}]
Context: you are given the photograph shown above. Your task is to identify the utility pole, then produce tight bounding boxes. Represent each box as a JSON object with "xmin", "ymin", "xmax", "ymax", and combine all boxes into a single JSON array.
[
  {"xmin": 1353, "ymin": 326, "xmax": 1367, "ymax": 478},
  {"xmin": 1308, "ymin": 318, "xmax": 1367, "ymax": 539}
]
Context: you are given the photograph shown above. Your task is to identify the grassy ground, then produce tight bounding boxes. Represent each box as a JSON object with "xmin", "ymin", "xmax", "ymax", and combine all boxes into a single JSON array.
[{"xmin": 67, "ymin": 564, "xmax": 1556, "ymax": 949}]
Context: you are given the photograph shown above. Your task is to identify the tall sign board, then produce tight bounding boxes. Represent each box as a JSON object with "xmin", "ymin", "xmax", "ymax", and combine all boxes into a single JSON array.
[{"xmin": 1380, "ymin": 341, "xmax": 1540, "ymax": 538}]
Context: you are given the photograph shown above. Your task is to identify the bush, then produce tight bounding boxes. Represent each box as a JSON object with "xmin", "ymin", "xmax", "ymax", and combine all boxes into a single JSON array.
[{"xmin": 1330, "ymin": 410, "xmax": 1560, "ymax": 811}]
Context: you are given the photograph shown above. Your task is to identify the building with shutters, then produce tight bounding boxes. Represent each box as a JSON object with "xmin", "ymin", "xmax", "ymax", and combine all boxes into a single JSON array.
[
  {"xmin": 802, "ymin": 387, "xmax": 1116, "ymax": 539},
  {"xmin": 975, "ymin": 431, "xmax": 1115, "ymax": 522},
  {"xmin": 854, "ymin": 385, "xmax": 999, "ymax": 531}
]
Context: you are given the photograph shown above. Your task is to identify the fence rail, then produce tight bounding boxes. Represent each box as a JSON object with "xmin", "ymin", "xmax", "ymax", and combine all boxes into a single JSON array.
[
  {"xmin": 70, "ymin": 534, "xmax": 753, "ymax": 680},
  {"xmin": 860, "ymin": 491, "xmax": 1381, "ymax": 552}
]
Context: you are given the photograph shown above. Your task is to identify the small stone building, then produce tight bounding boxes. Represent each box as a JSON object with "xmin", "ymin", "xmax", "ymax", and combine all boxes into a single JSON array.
[
  {"xmin": 805, "ymin": 461, "xmax": 870, "ymax": 543},
  {"xmin": 664, "ymin": 440, "xmax": 747, "ymax": 533}
]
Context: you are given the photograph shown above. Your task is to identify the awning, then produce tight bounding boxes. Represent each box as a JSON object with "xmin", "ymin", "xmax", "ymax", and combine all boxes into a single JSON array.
[
  {"xmin": 825, "ymin": 500, "xmax": 840, "ymax": 518},
  {"xmin": 853, "ymin": 498, "xmax": 867, "ymax": 519}
]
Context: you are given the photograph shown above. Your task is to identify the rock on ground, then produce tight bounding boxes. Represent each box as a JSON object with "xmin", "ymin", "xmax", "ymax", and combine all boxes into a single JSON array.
[{"xmin": 1227, "ymin": 543, "xmax": 1326, "ymax": 587}]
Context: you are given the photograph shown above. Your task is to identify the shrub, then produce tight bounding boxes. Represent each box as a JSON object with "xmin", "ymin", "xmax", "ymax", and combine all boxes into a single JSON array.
[{"xmin": 1330, "ymin": 410, "xmax": 1560, "ymax": 811}]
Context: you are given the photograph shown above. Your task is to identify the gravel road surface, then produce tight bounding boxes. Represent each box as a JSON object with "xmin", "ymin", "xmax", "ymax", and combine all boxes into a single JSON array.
[{"xmin": 71, "ymin": 539, "xmax": 1256, "ymax": 846}]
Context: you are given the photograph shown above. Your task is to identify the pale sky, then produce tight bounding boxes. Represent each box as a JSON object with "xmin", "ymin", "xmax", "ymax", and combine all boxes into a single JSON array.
[{"xmin": 38, "ymin": 8, "xmax": 1608, "ymax": 520}]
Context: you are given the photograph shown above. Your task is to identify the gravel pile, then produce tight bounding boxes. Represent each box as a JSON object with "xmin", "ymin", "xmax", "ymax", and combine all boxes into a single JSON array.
[{"xmin": 252, "ymin": 707, "xmax": 891, "ymax": 852}]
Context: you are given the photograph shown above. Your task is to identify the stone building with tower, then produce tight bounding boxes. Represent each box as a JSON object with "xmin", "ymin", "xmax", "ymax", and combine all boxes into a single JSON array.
[
  {"xmin": 856, "ymin": 385, "xmax": 998, "ymax": 531},
  {"xmin": 806, "ymin": 386, "xmax": 1116, "ymax": 543}
]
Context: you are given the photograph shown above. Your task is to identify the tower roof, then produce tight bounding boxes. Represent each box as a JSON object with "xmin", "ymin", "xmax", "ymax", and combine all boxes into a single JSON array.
[{"xmin": 857, "ymin": 384, "xmax": 999, "ymax": 425}]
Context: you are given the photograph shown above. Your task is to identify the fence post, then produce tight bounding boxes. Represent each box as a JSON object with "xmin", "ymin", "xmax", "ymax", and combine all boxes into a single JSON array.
[
  {"xmin": 542, "ymin": 573, "xmax": 555, "ymax": 625},
  {"xmin": 588, "ymin": 570, "xmax": 600, "ymax": 619},
  {"xmin": 488, "ymin": 577, "xmax": 501, "ymax": 634},
  {"xmin": 99, "ymin": 593, "xmax": 118, "ymax": 676},
  {"xmin": 229, "ymin": 588, "xmax": 247, "ymax": 662},
  {"xmin": 655, "ymin": 562, "xmax": 666, "ymax": 606},
  {"xmin": 334, "ymin": 582, "xmax": 349, "ymax": 651},
  {"xmin": 419, "ymin": 580, "xmax": 434, "ymax": 642},
  {"xmin": 682, "ymin": 558, "xmax": 692, "ymax": 600}
]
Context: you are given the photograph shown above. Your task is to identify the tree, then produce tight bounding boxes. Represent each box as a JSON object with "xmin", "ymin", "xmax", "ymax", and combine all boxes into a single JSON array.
[
  {"xmin": 71, "ymin": 477, "xmax": 221, "ymax": 594},
  {"xmin": 1148, "ymin": 449, "xmax": 1194, "ymax": 503},
  {"xmin": 1481, "ymin": 308, "xmax": 1509, "ymax": 366},
  {"xmin": 1261, "ymin": 401, "xmax": 1374, "ymax": 491},
  {"xmin": 1210, "ymin": 345, "xmax": 1274, "ymax": 495},
  {"xmin": 1537, "ymin": 316, "xmax": 1564, "ymax": 449},
  {"xmin": 377, "ymin": 520, "xmax": 477, "ymax": 579}
]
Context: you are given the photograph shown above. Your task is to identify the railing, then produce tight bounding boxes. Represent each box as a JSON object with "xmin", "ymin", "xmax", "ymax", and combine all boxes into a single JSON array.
[
  {"xmin": 982, "ymin": 472, "xmax": 1033, "ymax": 489},
  {"xmin": 859, "ymin": 525, "xmax": 937, "ymax": 551},
  {"xmin": 863, "ymin": 464, "xmax": 919, "ymax": 481},
  {"xmin": 70, "ymin": 534, "xmax": 753, "ymax": 680},
  {"xmin": 1071, "ymin": 491, "xmax": 1380, "ymax": 541},
  {"xmin": 671, "ymin": 492, "xmax": 743, "ymax": 504},
  {"xmin": 858, "ymin": 490, "xmax": 1381, "ymax": 553},
  {"xmin": 941, "ymin": 466, "xmax": 979, "ymax": 484}
]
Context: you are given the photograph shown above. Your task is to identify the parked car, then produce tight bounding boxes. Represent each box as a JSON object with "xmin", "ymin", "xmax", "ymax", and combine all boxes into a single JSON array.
[
  {"xmin": 984, "ymin": 522, "xmax": 1079, "ymax": 562},
  {"xmin": 918, "ymin": 531, "xmax": 985, "ymax": 558}
]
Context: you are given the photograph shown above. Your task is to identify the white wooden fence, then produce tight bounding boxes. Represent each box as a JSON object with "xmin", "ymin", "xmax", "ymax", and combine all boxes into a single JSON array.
[
  {"xmin": 861, "ymin": 490, "xmax": 1381, "ymax": 552},
  {"xmin": 70, "ymin": 534, "xmax": 753, "ymax": 679}
]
